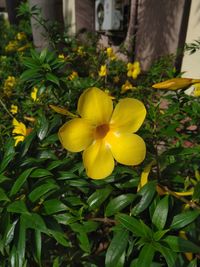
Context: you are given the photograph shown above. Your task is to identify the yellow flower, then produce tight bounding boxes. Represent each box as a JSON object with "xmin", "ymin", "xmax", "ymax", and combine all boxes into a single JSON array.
[
  {"xmin": 58, "ymin": 54, "xmax": 65, "ymax": 60},
  {"xmin": 106, "ymin": 47, "xmax": 116, "ymax": 60},
  {"xmin": 17, "ymin": 44, "xmax": 30, "ymax": 52},
  {"xmin": 5, "ymin": 41, "xmax": 18, "ymax": 52},
  {"xmin": 16, "ymin": 32, "xmax": 26, "ymax": 41},
  {"xmin": 69, "ymin": 71, "xmax": 78, "ymax": 81},
  {"xmin": 127, "ymin": 61, "xmax": 141, "ymax": 79},
  {"xmin": 12, "ymin": 118, "xmax": 32, "ymax": 146},
  {"xmin": 121, "ymin": 80, "xmax": 136, "ymax": 94},
  {"xmin": 99, "ymin": 65, "xmax": 107, "ymax": 77},
  {"xmin": 193, "ymin": 83, "xmax": 200, "ymax": 97},
  {"xmin": 31, "ymin": 87, "xmax": 38, "ymax": 101},
  {"xmin": 10, "ymin": 104, "xmax": 18, "ymax": 114},
  {"xmin": 3, "ymin": 76, "xmax": 16, "ymax": 97},
  {"xmin": 59, "ymin": 87, "xmax": 146, "ymax": 179},
  {"xmin": 77, "ymin": 46, "xmax": 85, "ymax": 56},
  {"xmin": 152, "ymin": 78, "xmax": 200, "ymax": 90}
]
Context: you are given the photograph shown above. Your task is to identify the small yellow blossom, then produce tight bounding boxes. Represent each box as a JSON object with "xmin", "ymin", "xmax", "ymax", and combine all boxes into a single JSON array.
[
  {"xmin": 58, "ymin": 54, "xmax": 65, "ymax": 60},
  {"xmin": 121, "ymin": 80, "xmax": 136, "ymax": 94},
  {"xmin": 16, "ymin": 32, "xmax": 26, "ymax": 41},
  {"xmin": 5, "ymin": 41, "xmax": 18, "ymax": 52},
  {"xmin": 106, "ymin": 47, "xmax": 116, "ymax": 60},
  {"xmin": 69, "ymin": 71, "xmax": 78, "ymax": 81},
  {"xmin": 3, "ymin": 76, "xmax": 16, "ymax": 97},
  {"xmin": 31, "ymin": 87, "xmax": 38, "ymax": 101},
  {"xmin": 10, "ymin": 104, "xmax": 18, "ymax": 114},
  {"xmin": 99, "ymin": 65, "xmax": 107, "ymax": 77},
  {"xmin": 12, "ymin": 118, "xmax": 32, "ymax": 146},
  {"xmin": 152, "ymin": 78, "xmax": 200, "ymax": 91},
  {"xmin": 59, "ymin": 87, "xmax": 146, "ymax": 179},
  {"xmin": 77, "ymin": 46, "xmax": 85, "ymax": 56},
  {"xmin": 127, "ymin": 61, "xmax": 141, "ymax": 79},
  {"xmin": 17, "ymin": 44, "xmax": 30, "ymax": 52}
]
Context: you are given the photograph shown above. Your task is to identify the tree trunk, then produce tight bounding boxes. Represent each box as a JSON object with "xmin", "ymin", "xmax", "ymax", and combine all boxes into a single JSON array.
[
  {"xmin": 124, "ymin": 0, "xmax": 138, "ymax": 59},
  {"xmin": 28, "ymin": 0, "xmax": 64, "ymax": 51},
  {"xmin": 5, "ymin": 0, "xmax": 21, "ymax": 25}
]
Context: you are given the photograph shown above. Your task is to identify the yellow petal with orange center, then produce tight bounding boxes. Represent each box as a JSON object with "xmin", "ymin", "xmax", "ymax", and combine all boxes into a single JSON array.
[
  {"xmin": 110, "ymin": 98, "xmax": 146, "ymax": 133},
  {"xmin": 105, "ymin": 132, "xmax": 146, "ymax": 165},
  {"xmin": 77, "ymin": 87, "xmax": 113, "ymax": 125},
  {"xmin": 83, "ymin": 140, "xmax": 114, "ymax": 179},
  {"xmin": 58, "ymin": 118, "xmax": 94, "ymax": 152}
]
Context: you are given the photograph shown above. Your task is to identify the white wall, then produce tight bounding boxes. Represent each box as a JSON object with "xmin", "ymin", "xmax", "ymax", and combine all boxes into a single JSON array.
[
  {"xmin": 181, "ymin": 0, "xmax": 200, "ymax": 78},
  {"xmin": 63, "ymin": 0, "xmax": 76, "ymax": 34}
]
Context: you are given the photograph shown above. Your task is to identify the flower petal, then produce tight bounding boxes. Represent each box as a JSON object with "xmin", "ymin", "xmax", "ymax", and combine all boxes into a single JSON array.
[
  {"xmin": 58, "ymin": 118, "xmax": 94, "ymax": 152},
  {"xmin": 106, "ymin": 131, "xmax": 146, "ymax": 165},
  {"xmin": 110, "ymin": 98, "xmax": 146, "ymax": 133},
  {"xmin": 77, "ymin": 87, "xmax": 113, "ymax": 125},
  {"xmin": 83, "ymin": 140, "xmax": 114, "ymax": 179}
]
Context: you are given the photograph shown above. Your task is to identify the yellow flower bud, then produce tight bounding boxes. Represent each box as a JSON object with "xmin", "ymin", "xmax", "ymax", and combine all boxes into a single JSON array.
[{"xmin": 152, "ymin": 78, "xmax": 200, "ymax": 90}]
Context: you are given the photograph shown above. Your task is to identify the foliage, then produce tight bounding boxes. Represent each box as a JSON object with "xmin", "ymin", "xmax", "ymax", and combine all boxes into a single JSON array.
[{"xmin": 0, "ymin": 3, "xmax": 200, "ymax": 267}]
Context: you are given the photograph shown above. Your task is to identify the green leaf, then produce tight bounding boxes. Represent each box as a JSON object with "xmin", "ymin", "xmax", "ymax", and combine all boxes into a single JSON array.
[
  {"xmin": 18, "ymin": 215, "xmax": 26, "ymax": 267},
  {"xmin": 34, "ymin": 230, "xmax": 42, "ymax": 266},
  {"xmin": 20, "ymin": 69, "xmax": 41, "ymax": 81},
  {"xmin": 87, "ymin": 185, "xmax": 113, "ymax": 210},
  {"xmin": 46, "ymin": 73, "xmax": 60, "ymax": 86},
  {"xmin": 0, "ymin": 151, "xmax": 15, "ymax": 173},
  {"xmin": 131, "ymin": 181, "xmax": 156, "ymax": 216},
  {"xmin": 163, "ymin": 235, "xmax": 200, "ymax": 253},
  {"xmin": 7, "ymin": 200, "xmax": 28, "ymax": 214},
  {"xmin": 152, "ymin": 196, "xmax": 169, "ymax": 230},
  {"xmin": 170, "ymin": 210, "xmax": 200, "ymax": 229},
  {"xmin": 28, "ymin": 182, "xmax": 59, "ymax": 202},
  {"xmin": 0, "ymin": 188, "xmax": 10, "ymax": 202},
  {"xmin": 49, "ymin": 229, "xmax": 69, "ymax": 247},
  {"xmin": 10, "ymin": 167, "xmax": 36, "ymax": 197},
  {"xmin": 43, "ymin": 199, "xmax": 68, "ymax": 215},
  {"xmin": 3, "ymin": 219, "xmax": 18, "ymax": 246},
  {"xmin": 30, "ymin": 168, "xmax": 53, "ymax": 178},
  {"xmin": 136, "ymin": 244, "xmax": 155, "ymax": 267},
  {"xmin": 193, "ymin": 181, "xmax": 200, "ymax": 202},
  {"xmin": 37, "ymin": 113, "xmax": 49, "ymax": 140},
  {"xmin": 116, "ymin": 213, "xmax": 150, "ymax": 237},
  {"xmin": 22, "ymin": 213, "xmax": 48, "ymax": 233},
  {"xmin": 77, "ymin": 231, "xmax": 91, "ymax": 253},
  {"xmin": 156, "ymin": 244, "xmax": 177, "ymax": 267},
  {"xmin": 105, "ymin": 194, "xmax": 136, "ymax": 217},
  {"xmin": 39, "ymin": 48, "xmax": 48, "ymax": 62},
  {"xmin": 153, "ymin": 229, "xmax": 169, "ymax": 241},
  {"xmin": 105, "ymin": 228, "xmax": 129, "ymax": 267}
]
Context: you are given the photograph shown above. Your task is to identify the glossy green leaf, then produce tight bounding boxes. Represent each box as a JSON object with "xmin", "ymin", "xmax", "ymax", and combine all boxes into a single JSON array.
[
  {"xmin": 136, "ymin": 244, "xmax": 155, "ymax": 267},
  {"xmin": 28, "ymin": 183, "xmax": 59, "ymax": 202},
  {"xmin": 105, "ymin": 228, "xmax": 129, "ymax": 267},
  {"xmin": 43, "ymin": 199, "xmax": 67, "ymax": 215},
  {"xmin": 77, "ymin": 231, "xmax": 91, "ymax": 253},
  {"xmin": 34, "ymin": 230, "xmax": 42, "ymax": 266},
  {"xmin": 18, "ymin": 215, "xmax": 26, "ymax": 267},
  {"xmin": 0, "ymin": 152, "xmax": 15, "ymax": 173},
  {"xmin": 193, "ymin": 181, "xmax": 200, "ymax": 202},
  {"xmin": 0, "ymin": 188, "xmax": 10, "ymax": 202},
  {"xmin": 30, "ymin": 168, "xmax": 53, "ymax": 178},
  {"xmin": 156, "ymin": 244, "xmax": 177, "ymax": 267},
  {"xmin": 37, "ymin": 114, "xmax": 49, "ymax": 141},
  {"xmin": 7, "ymin": 200, "xmax": 28, "ymax": 214},
  {"xmin": 105, "ymin": 194, "xmax": 136, "ymax": 217},
  {"xmin": 10, "ymin": 167, "xmax": 36, "ymax": 197},
  {"xmin": 131, "ymin": 181, "xmax": 156, "ymax": 216},
  {"xmin": 3, "ymin": 219, "xmax": 18, "ymax": 246},
  {"xmin": 87, "ymin": 185, "xmax": 113, "ymax": 210},
  {"xmin": 152, "ymin": 195, "xmax": 169, "ymax": 230},
  {"xmin": 116, "ymin": 213, "xmax": 150, "ymax": 237},
  {"xmin": 170, "ymin": 210, "xmax": 200, "ymax": 229},
  {"xmin": 22, "ymin": 213, "xmax": 48, "ymax": 233},
  {"xmin": 163, "ymin": 235, "xmax": 200, "ymax": 253},
  {"xmin": 46, "ymin": 73, "xmax": 60, "ymax": 86},
  {"xmin": 49, "ymin": 229, "xmax": 69, "ymax": 247}
]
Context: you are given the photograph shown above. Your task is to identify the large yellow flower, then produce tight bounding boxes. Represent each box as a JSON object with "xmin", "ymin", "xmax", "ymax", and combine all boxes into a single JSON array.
[{"xmin": 59, "ymin": 87, "xmax": 146, "ymax": 179}]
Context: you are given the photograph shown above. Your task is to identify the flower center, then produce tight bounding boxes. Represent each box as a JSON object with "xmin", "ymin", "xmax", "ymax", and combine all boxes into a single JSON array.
[{"xmin": 94, "ymin": 124, "xmax": 109, "ymax": 139}]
